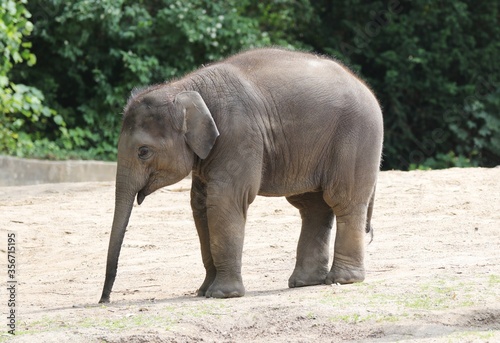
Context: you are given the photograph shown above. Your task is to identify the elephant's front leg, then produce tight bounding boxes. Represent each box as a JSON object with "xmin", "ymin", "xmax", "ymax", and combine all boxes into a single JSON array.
[
  {"xmin": 203, "ymin": 182, "xmax": 254, "ymax": 298},
  {"xmin": 190, "ymin": 176, "xmax": 216, "ymax": 296}
]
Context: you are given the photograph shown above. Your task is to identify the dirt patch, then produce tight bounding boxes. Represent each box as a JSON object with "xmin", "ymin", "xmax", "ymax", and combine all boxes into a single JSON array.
[{"xmin": 1, "ymin": 168, "xmax": 499, "ymax": 342}]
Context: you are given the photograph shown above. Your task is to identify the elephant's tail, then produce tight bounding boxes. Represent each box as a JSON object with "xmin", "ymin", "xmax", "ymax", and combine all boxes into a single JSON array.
[
  {"xmin": 366, "ymin": 223, "xmax": 374, "ymax": 244},
  {"xmin": 365, "ymin": 186, "xmax": 376, "ymax": 244}
]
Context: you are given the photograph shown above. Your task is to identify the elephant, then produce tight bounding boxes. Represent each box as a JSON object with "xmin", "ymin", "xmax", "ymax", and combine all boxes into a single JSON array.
[{"xmin": 99, "ymin": 48, "xmax": 383, "ymax": 303}]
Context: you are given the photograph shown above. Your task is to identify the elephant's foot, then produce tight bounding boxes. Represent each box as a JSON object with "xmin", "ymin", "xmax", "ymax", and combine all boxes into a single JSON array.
[
  {"xmin": 325, "ymin": 262, "xmax": 365, "ymax": 285},
  {"xmin": 288, "ymin": 266, "xmax": 328, "ymax": 288},
  {"xmin": 196, "ymin": 276, "xmax": 216, "ymax": 297},
  {"xmin": 204, "ymin": 275, "xmax": 245, "ymax": 298}
]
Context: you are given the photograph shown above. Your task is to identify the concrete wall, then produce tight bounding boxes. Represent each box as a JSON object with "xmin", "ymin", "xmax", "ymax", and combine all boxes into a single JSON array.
[{"xmin": 0, "ymin": 156, "xmax": 117, "ymax": 186}]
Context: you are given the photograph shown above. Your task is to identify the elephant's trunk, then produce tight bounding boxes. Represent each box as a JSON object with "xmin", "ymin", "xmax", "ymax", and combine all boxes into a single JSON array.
[{"xmin": 99, "ymin": 174, "xmax": 138, "ymax": 303}]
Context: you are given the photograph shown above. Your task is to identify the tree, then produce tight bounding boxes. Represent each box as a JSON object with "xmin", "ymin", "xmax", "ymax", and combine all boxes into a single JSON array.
[
  {"xmin": 17, "ymin": 0, "xmax": 284, "ymax": 160},
  {"xmin": 7, "ymin": 0, "xmax": 500, "ymax": 168},
  {"xmin": 304, "ymin": 0, "xmax": 500, "ymax": 169},
  {"xmin": 0, "ymin": 0, "xmax": 61, "ymax": 157}
]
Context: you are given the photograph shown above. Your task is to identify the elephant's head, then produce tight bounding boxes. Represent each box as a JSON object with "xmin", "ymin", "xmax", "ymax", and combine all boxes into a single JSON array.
[{"xmin": 99, "ymin": 89, "xmax": 219, "ymax": 303}]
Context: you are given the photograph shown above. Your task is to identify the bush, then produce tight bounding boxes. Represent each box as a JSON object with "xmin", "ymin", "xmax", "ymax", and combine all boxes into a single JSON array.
[
  {"xmin": 305, "ymin": 0, "xmax": 500, "ymax": 169},
  {"xmin": 5, "ymin": 0, "xmax": 500, "ymax": 168},
  {"xmin": 15, "ymin": 0, "xmax": 290, "ymax": 160},
  {"xmin": 0, "ymin": 0, "xmax": 63, "ymax": 158}
]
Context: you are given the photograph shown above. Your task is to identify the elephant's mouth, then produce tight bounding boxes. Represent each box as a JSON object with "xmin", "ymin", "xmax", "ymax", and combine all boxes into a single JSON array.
[
  {"xmin": 136, "ymin": 172, "xmax": 182, "ymax": 205},
  {"xmin": 137, "ymin": 174, "xmax": 159, "ymax": 205},
  {"xmin": 137, "ymin": 180, "xmax": 154, "ymax": 205},
  {"xmin": 137, "ymin": 189, "xmax": 147, "ymax": 205}
]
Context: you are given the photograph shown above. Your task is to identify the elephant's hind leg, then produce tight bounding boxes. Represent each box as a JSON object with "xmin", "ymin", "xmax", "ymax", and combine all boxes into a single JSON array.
[
  {"xmin": 286, "ymin": 192, "xmax": 333, "ymax": 288},
  {"xmin": 325, "ymin": 208, "xmax": 367, "ymax": 285},
  {"xmin": 323, "ymin": 184, "xmax": 373, "ymax": 285}
]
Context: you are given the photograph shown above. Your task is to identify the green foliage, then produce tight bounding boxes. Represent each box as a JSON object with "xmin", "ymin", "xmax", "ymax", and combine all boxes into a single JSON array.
[
  {"xmin": 0, "ymin": 0, "xmax": 63, "ymax": 158},
  {"xmin": 409, "ymin": 151, "xmax": 477, "ymax": 171},
  {"xmin": 15, "ymin": 0, "xmax": 286, "ymax": 160},
  {"xmin": 3, "ymin": 0, "xmax": 500, "ymax": 168},
  {"xmin": 246, "ymin": 0, "xmax": 317, "ymax": 49},
  {"xmin": 305, "ymin": 0, "xmax": 500, "ymax": 169}
]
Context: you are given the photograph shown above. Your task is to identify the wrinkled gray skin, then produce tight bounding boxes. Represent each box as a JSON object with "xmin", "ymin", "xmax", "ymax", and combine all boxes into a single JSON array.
[{"xmin": 99, "ymin": 48, "xmax": 383, "ymax": 303}]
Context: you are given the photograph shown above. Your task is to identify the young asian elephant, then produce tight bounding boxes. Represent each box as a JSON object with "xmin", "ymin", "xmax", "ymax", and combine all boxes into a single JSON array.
[{"xmin": 99, "ymin": 48, "xmax": 383, "ymax": 303}]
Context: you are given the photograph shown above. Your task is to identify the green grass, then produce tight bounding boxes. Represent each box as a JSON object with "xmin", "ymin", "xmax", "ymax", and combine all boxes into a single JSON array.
[
  {"xmin": 7, "ymin": 274, "xmax": 499, "ymax": 340},
  {"xmin": 489, "ymin": 274, "xmax": 500, "ymax": 286},
  {"xmin": 329, "ymin": 312, "xmax": 401, "ymax": 324},
  {"xmin": 4, "ymin": 315, "xmax": 62, "ymax": 338},
  {"xmin": 8, "ymin": 301, "xmax": 230, "ymax": 340},
  {"xmin": 323, "ymin": 274, "xmax": 500, "ymax": 325},
  {"xmin": 445, "ymin": 329, "xmax": 497, "ymax": 342},
  {"xmin": 78, "ymin": 313, "xmax": 176, "ymax": 331},
  {"xmin": 181, "ymin": 301, "xmax": 228, "ymax": 318},
  {"xmin": 0, "ymin": 312, "xmax": 176, "ymax": 342}
]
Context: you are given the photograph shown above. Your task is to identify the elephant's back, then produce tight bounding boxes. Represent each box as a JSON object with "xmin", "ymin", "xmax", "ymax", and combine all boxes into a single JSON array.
[
  {"xmin": 221, "ymin": 48, "xmax": 360, "ymax": 87},
  {"xmin": 218, "ymin": 48, "xmax": 380, "ymax": 125},
  {"xmin": 221, "ymin": 49, "xmax": 374, "ymax": 108}
]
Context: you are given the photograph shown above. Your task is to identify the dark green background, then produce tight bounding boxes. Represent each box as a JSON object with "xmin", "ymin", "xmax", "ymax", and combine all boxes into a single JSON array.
[{"xmin": 2, "ymin": 0, "xmax": 499, "ymax": 170}]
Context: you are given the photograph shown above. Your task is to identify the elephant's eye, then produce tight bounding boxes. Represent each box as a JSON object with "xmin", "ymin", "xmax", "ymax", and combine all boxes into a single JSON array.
[{"xmin": 138, "ymin": 146, "xmax": 151, "ymax": 160}]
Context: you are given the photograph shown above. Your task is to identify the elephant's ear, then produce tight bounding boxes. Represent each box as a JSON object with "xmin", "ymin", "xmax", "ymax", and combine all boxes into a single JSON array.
[{"xmin": 175, "ymin": 91, "xmax": 220, "ymax": 159}]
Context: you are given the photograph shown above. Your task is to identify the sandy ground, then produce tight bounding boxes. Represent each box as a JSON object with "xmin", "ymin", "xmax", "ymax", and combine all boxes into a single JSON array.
[{"xmin": 1, "ymin": 167, "xmax": 499, "ymax": 342}]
